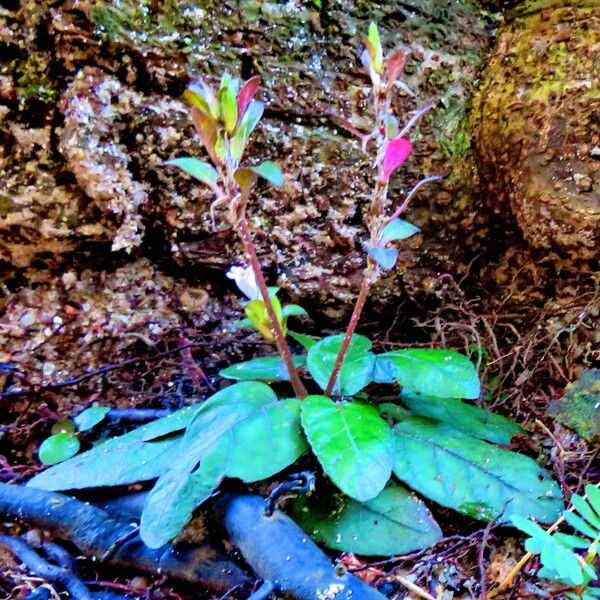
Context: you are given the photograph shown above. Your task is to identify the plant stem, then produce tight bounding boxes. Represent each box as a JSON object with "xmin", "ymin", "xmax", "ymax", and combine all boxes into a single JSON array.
[
  {"xmin": 238, "ymin": 219, "xmax": 308, "ymax": 399},
  {"xmin": 324, "ymin": 266, "xmax": 374, "ymax": 397}
]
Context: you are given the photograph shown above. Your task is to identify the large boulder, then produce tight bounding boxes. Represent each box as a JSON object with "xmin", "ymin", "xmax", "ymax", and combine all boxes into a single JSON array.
[{"xmin": 472, "ymin": 0, "xmax": 600, "ymax": 259}]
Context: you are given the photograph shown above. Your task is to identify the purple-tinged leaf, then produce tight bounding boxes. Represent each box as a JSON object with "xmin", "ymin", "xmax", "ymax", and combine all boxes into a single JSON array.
[
  {"xmin": 379, "ymin": 219, "xmax": 420, "ymax": 243},
  {"xmin": 165, "ymin": 157, "xmax": 218, "ymax": 189},
  {"xmin": 385, "ymin": 49, "xmax": 407, "ymax": 89},
  {"xmin": 185, "ymin": 80, "xmax": 219, "ymax": 120},
  {"xmin": 366, "ymin": 245, "xmax": 399, "ymax": 270},
  {"xmin": 237, "ymin": 76, "xmax": 261, "ymax": 121},
  {"xmin": 190, "ymin": 107, "xmax": 218, "ymax": 162},
  {"xmin": 382, "ymin": 137, "xmax": 412, "ymax": 183},
  {"xmin": 251, "ymin": 161, "xmax": 284, "ymax": 187}
]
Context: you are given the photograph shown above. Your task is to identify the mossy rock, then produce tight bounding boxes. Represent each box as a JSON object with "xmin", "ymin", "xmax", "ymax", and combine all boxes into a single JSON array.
[{"xmin": 472, "ymin": 0, "xmax": 600, "ymax": 259}]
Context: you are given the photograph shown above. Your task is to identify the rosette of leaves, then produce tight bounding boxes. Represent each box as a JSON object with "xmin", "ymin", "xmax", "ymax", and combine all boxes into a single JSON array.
[
  {"xmin": 30, "ymin": 334, "xmax": 563, "ymax": 552},
  {"xmin": 513, "ymin": 485, "xmax": 600, "ymax": 599}
]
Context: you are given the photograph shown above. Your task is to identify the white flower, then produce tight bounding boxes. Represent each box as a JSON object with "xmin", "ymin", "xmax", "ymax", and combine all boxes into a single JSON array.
[{"xmin": 226, "ymin": 265, "xmax": 261, "ymax": 301}]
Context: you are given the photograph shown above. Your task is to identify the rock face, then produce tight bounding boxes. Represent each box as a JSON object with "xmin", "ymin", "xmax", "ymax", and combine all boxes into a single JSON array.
[
  {"xmin": 472, "ymin": 0, "xmax": 600, "ymax": 259},
  {"xmin": 0, "ymin": 0, "xmax": 492, "ymax": 314}
]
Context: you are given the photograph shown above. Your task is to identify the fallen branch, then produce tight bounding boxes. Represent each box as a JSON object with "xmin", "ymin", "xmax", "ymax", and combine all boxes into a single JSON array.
[{"xmin": 0, "ymin": 483, "xmax": 250, "ymax": 592}]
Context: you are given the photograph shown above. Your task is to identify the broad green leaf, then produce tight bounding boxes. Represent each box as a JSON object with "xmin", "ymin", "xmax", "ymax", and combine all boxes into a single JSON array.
[
  {"xmin": 251, "ymin": 161, "xmax": 284, "ymax": 187},
  {"xmin": 307, "ymin": 334, "xmax": 375, "ymax": 396},
  {"xmin": 73, "ymin": 405, "xmax": 111, "ymax": 432},
  {"xmin": 220, "ymin": 355, "xmax": 306, "ymax": 381},
  {"xmin": 141, "ymin": 383, "xmax": 306, "ymax": 548},
  {"xmin": 39, "ymin": 434, "xmax": 80, "ymax": 466},
  {"xmin": 379, "ymin": 219, "xmax": 420, "ymax": 243},
  {"xmin": 366, "ymin": 245, "xmax": 398, "ymax": 270},
  {"xmin": 301, "ymin": 395, "xmax": 394, "ymax": 502},
  {"xmin": 288, "ymin": 330, "xmax": 319, "ymax": 350},
  {"xmin": 165, "ymin": 158, "xmax": 218, "ymax": 188},
  {"xmin": 291, "ymin": 482, "xmax": 442, "ymax": 556},
  {"xmin": 548, "ymin": 369, "xmax": 600, "ymax": 443},
  {"xmin": 401, "ymin": 391, "xmax": 522, "ymax": 444},
  {"xmin": 393, "ymin": 418, "xmax": 563, "ymax": 524},
  {"xmin": 28, "ymin": 404, "xmax": 203, "ymax": 490},
  {"xmin": 374, "ymin": 349, "xmax": 480, "ymax": 399}
]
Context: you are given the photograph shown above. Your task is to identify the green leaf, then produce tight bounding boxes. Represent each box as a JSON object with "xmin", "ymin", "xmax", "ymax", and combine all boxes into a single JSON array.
[
  {"xmin": 374, "ymin": 349, "xmax": 480, "ymax": 399},
  {"xmin": 393, "ymin": 417, "xmax": 563, "ymax": 523},
  {"xmin": 220, "ymin": 355, "xmax": 306, "ymax": 381},
  {"xmin": 379, "ymin": 219, "xmax": 420, "ymax": 243},
  {"xmin": 366, "ymin": 245, "xmax": 398, "ymax": 270},
  {"xmin": 288, "ymin": 330, "xmax": 319, "ymax": 350},
  {"xmin": 231, "ymin": 317, "xmax": 253, "ymax": 329},
  {"xmin": 28, "ymin": 404, "xmax": 203, "ymax": 490},
  {"xmin": 218, "ymin": 82, "xmax": 238, "ymax": 132},
  {"xmin": 165, "ymin": 158, "xmax": 218, "ymax": 188},
  {"xmin": 73, "ymin": 405, "xmax": 111, "ymax": 432},
  {"xmin": 141, "ymin": 383, "xmax": 306, "ymax": 548},
  {"xmin": 586, "ymin": 484, "xmax": 600, "ymax": 515},
  {"xmin": 230, "ymin": 101, "xmax": 264, "ymax": 160},
  {"xmin": 367, "ymin": 22, "xmax": 383, "ymax": 73},
  {"xmin": 38, "ymin": 434, "xmax": 80, "ymax": 466},
  {"xmin": 548, "ymin": 369, "xmax": 600, "ymax": 443},
  {"xmin": 384, "ymin": 114, "xmax": 399, "ymax": 139},
  {"xmin": 563, "ymin": 511, "xmax": 598, "ymax": 539},
  {"xmin": 250, "ymin": 161, "xmax": 284, "ymax": 186},
  {"xmin": 291, "ymin": 482, "xmax": 442, "ymax": 556},
  {"xmin": 307, "ymin": 334, "xmax": 375, "ymax": 396},
  {"xmin": 570, "ymin": 493, "xmax": 600, "ymax": 531},
  {"xmin": 401, "ymin": 391, "xmax": 523, "ymax": 444},
  {"xmin": 282, "ymin": 304, "xmax": 308, "ymax": 319},
  {"xmin": 301, "ymin": 395, "xmax": 395, "ymax": 502}
]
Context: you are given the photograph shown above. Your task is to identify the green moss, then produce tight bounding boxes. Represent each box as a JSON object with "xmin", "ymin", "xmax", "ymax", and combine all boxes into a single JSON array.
[{"xmin": 15, "ymin": 54, "xmax": 57, "ymax": 105}]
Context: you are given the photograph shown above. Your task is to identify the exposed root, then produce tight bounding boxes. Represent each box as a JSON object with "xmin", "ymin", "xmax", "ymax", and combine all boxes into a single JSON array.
[{"xmin": 0, "ymin": 483, "xmax": 250, "ymax": 593}]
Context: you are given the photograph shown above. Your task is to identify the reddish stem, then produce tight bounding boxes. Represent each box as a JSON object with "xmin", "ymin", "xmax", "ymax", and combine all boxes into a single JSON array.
[
  {"xmin": 238, "ymin": 219, "xmax": 308, "ymax": 399},
  {"xmin": 324, "ymin": 267, "xmax": 374, "ymax": 397}
]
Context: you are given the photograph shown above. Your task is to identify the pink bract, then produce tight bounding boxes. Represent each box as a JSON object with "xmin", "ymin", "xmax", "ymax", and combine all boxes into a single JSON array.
[{"xmin": 382, "ymin": 137, "xmax": 413, "ymax": 182}]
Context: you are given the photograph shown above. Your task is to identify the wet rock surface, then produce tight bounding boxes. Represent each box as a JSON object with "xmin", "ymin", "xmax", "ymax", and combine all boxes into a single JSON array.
[
  {"xmin": 472, "ymin": 0, "xmax": 600, "ymax": 259},
  {"xmin": 1, "ymin": 0, "xmax": 492, "ymax": 315}
]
